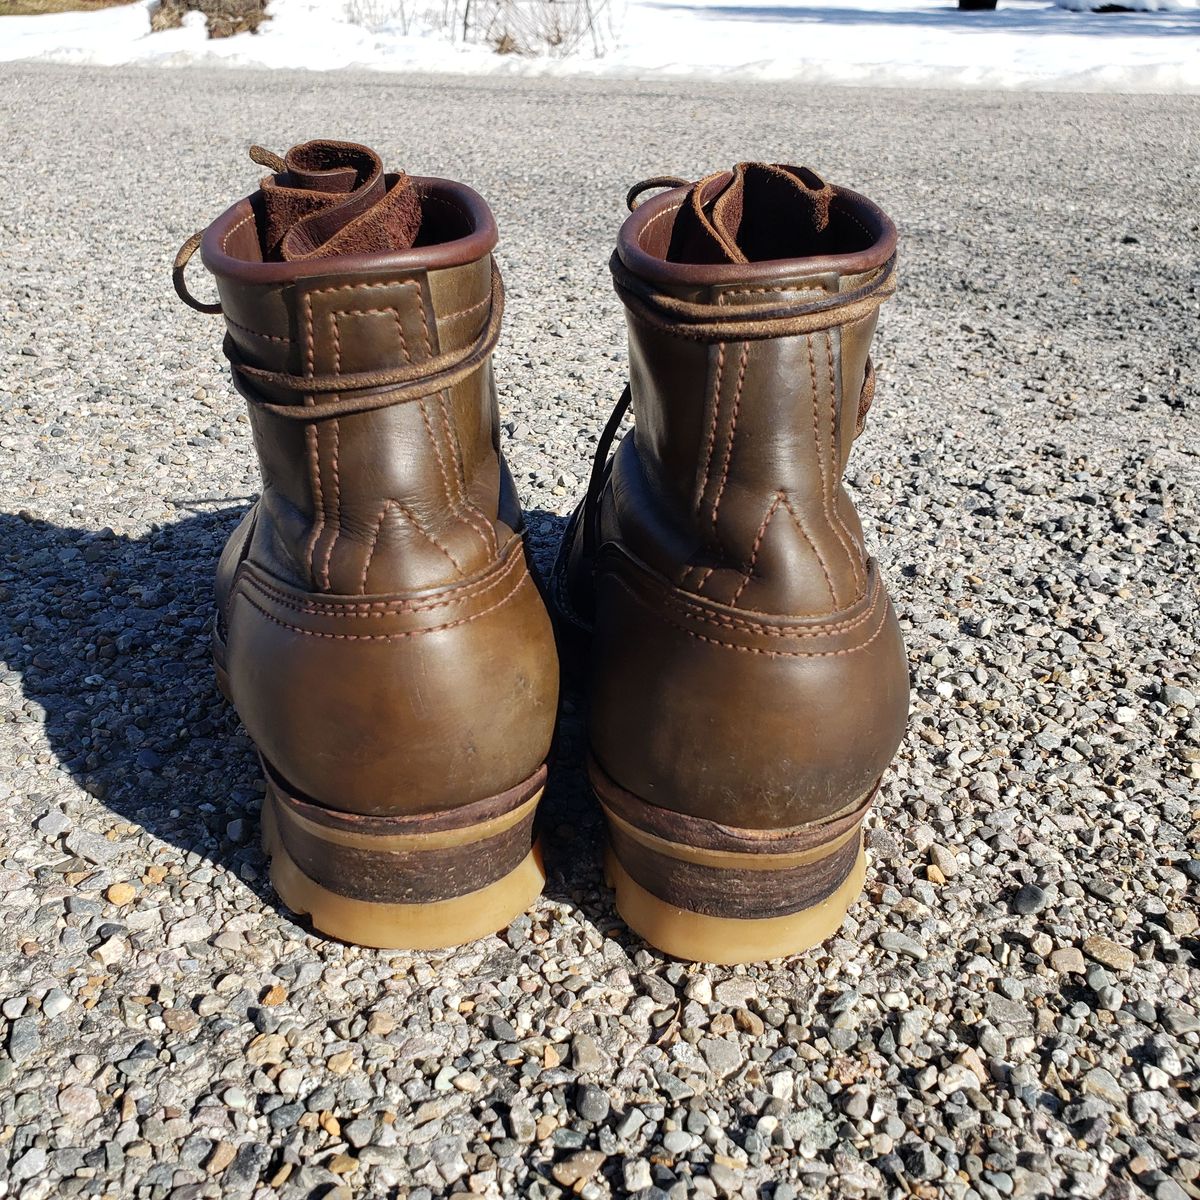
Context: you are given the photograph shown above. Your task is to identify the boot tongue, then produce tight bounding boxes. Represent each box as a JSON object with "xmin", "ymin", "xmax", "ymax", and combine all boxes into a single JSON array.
[
  {"xmin": 258, "ymin": 139, "xmax": 422, "ymax": 263},
  {"xmin": 667, "ymin": 162, "xmax": 834, "ymax": 266}
]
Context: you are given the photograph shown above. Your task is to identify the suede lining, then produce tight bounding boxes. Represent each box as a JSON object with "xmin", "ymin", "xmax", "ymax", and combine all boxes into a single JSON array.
[
  {"xmin": 258, "ymin": 139, "xmax": 422, "ymax": 263},
  {"xmin": 667, "ymin": 162, "xmax": 861, "ymax": 267}
]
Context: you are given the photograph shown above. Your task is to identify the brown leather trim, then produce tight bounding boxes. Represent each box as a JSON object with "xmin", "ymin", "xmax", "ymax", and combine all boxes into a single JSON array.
[
  {"xmin": 590, "ymin": 753, "xmax": 877, "ymax": 855},
  {"xmin": 265, "ymin": 764, "xmax": 545, "ymax": 905},
  {"xmin": 609, "ymin": 822, "xmax": 862, "ymax": 920},
  {"xmin": 268, "ymin": 760, "xmax": 547, "ymax": 833},
  {"xmin": 201, "ymin": 177, "xmax": 499, "ymax": 284},
  {"xmin": 618, "ymin": 179, "xmax": 897, "ymax": 289}
]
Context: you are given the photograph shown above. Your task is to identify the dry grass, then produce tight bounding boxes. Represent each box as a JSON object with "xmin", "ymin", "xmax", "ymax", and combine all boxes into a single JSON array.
[{"xmin": 0, "ymin": 0, "xmax": 134, "ymax": 14}]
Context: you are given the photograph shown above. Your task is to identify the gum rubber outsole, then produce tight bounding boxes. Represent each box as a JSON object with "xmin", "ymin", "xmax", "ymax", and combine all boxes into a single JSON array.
[
  {"xmin": 261, "ymin": 792, "xmax": 546, "ymax": 950},
  {"xmin": 604, "ymin": 837, "xmax": 867, "ymax": 965}
]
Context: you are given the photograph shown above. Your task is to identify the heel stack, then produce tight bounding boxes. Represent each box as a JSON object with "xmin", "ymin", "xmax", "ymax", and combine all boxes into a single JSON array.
[
  {"xmin": 259, "ymin": 763, "xmax": 547, "ymax": 950},
  {"xmin": 591, "ymin": 757, "xmax": 873, "ymax": 964}
]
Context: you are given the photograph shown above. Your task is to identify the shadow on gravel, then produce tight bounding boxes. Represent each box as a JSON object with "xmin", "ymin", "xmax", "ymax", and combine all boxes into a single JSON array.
[
  {"xmin": 0, "ymin": 504, "xmax": 622, "ymax": 943},
  {"xmin": 0, "ymin": 503, "xmax": 281, "ymax": 909}
]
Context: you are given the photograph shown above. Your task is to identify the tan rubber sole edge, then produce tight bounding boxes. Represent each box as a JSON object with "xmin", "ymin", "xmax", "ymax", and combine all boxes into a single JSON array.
[
  {"xmin": 604, "ymin": 835, "xmax": 867, "ymax": 965},
  {"xmin": 262, "ymin": 794, "xmax": 545, "ymax": 950}
]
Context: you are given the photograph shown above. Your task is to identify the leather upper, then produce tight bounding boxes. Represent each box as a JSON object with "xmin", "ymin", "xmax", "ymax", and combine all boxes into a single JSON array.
[
  {"xmin": 196, "ymin": 155, "xmax": 557, "ymax": 816},
  {"xmin": 560, "ymin": 167, "xmax": 910, "ymax": 829}
]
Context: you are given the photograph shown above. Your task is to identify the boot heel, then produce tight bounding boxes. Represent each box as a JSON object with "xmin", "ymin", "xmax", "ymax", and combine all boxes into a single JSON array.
[
  {"xmin": 591, "ymin": 757, "xmax": 871, "ymax": 964},
  {"xmin": 260, "ymin": 763, "xmax": 546, "ymax": 950}
]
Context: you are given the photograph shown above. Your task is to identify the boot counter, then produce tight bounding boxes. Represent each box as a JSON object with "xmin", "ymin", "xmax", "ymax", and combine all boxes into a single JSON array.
[
  {"xmin": 222, "ymin": 543, "xmax": 558, "ymax": 817},
  {"xmin": 588, "ymin": 545, "xmax": 909, "ymax": 830}
]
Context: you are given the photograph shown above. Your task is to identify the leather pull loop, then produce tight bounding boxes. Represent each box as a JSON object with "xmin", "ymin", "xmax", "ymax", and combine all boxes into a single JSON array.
[
  {"xmin": 249, "ymin": 144, "xmax": 287, "ymax": 173},
  {"xmin": 582, "ymin": 384, "xmax": 632, "ymax": 562},
  {"xmin": 626, "ymin": 176, "xmax": 691, "ymax": 212},
  {"xmin": 228, "ymin": 264, "xmax": 505, "ymax": 421},
  {"xmin": 172, "ymin": 230, "xmax": 223, "ymax": 315}
]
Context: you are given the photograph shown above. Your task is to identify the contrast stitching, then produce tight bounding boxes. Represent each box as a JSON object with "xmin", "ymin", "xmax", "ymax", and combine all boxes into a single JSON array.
[
  {"xmin": 719, "ymin": 283, "xmax": 828, "ymax": 298},
  {"xmin": 440, "ymin": 293, "xmax": 491, "ymax": 322},
  {"xmin": 666, "ymin": 570, "xmax": 883, "ymax": 637},
  {"xmin": 247, "ymin": 548, "xmax": 521, "ymax": 616},
  {"xmin": 221, "ymin": 212, "xmax": 254, "ymax": 253},
  {"xmin": 302, "ymin": 291, "xmax": 325, "ymax": 586},
  {"xmin": 710, "ymin": 341, "xmax": 749, "ymax": 530},
  {"xmin": 728, "ymin": 492, "xmax": 781, "ymax": 607},
  {"xmin": 694, "ymin": 339, "xmax": 726, "ymax": 515},
  {"xmin": 415, "ymin": 294, "xmax": 495, "ymax": 557},
  {"xmin": 824, "ymin": 330, "xmax": 866, "ymax": 594},
  {"xmin": 224, "ymin": 314, "xmax": 290, "ymax": 344},
  {"xmin": 239, "ymin": 563, "xmax": 526, "ymax": 641},
  {"xmin": 615, "ymin": 573, "xmax": 890, "ymax": 658},
  {"xmin": 358, "ymin": 500, "xmax": 465, "ymax": 593},
  {"xmin": 807, "ymin": 333, "xmax": 839, "ymax": 609},
  {"xmin": 781, "ymin": 494, "xmax": 838, "ymax": 606}
]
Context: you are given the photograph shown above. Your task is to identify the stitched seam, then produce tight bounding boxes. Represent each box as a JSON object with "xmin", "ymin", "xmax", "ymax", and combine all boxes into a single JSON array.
[
  {"xmin": 825, "ymin": 330, "xmax": 866, "ymax": 594},
  {"xmin": 221, "ymin": 212, "xmax": 254, "ymax": 253},
  {"xmin": 440, "ymin": 393, "xmax": 497, "ymax": 554},
  {"xmin": 224, "ymin": 315, "xmax": 290, "ymax": 344},
  {"xmin": 718, "ymin": 283, "xmax": 828, "ymax": 297},
  {"xmin": 415, "ymin": 301, "xmax": 495, "ymax": 558},
  {"xmin": 639, "ymin": 205, "xmax": 678, "ymax": 240},
  {"xmin": 807, "ymin": 333, "xmax": 840, "ymax": 609},
  {"xmin": 832, "ymin": 200, "xmax": 874, "ymax": 242},
  {"xmin": 710, "ymin": 341, "xmax": 749, "ymax": 531},
  {"xmin": 440, "ymin": 293, "xmax": 491, "ymax": 321},
  {"xmin": 247, "ymin": 549, "xmax": 521, "ymax": 616},
  {"xmin": 780, "ymin": 494, "xmax": 837, "ymax": 607},
  {"xmin": 615, "ymin": 572, "xmax": 890, "ymax": 658},
  {"xmin": 666, "ymin": 570, "xmax": 883, "ymax": 636},
  {"xmin": 302, "ymin": 291, "xmax": 324, "ymax": 586},
  {"xmin": 729, "ymin": 492, "xmax": 782, "ymax": 608},
  {"xmin": 239, "ymin": 563, "xmax": 526, "ymax": 641},
  {"xmin": 358, "ymin": 500, "xmax": 465, "ymax": 592},
  {"xmin": 694, "ymin": 339, "xmax": 726, "ymax": 516}
]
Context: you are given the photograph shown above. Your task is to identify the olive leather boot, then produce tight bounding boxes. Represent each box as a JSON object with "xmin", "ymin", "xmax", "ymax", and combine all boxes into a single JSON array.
[
  {"xmin": 174, "ymin": 142, "xmax": 558, "ymax": 948},
  {"xmin": 553, "ymin": 164, "xmax": 909, "ymax": 963}
]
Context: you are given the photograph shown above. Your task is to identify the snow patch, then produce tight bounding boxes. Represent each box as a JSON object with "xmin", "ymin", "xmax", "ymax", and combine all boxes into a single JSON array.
[{"xmin": 1, "ymin": 0, "xmax": 1197, "ymax": 92}]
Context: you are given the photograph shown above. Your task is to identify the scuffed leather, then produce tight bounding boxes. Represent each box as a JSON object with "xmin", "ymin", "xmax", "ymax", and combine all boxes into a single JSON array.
[
  {"xmin": 202, "ymin": 175, "xmax": 558, "ymax": 816},
  {"xmin": 565, "ymin": 176, "xmax": 909, "ymax": 830}
]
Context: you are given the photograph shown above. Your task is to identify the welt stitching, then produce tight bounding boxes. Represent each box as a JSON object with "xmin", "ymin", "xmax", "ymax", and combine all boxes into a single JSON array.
[
  {"xmin": 780, "ymin": 493, "xmax": 837, "ymax": 607},
  {"xmin": 666, "ymin": 570, "xmax": 883, "ymax": 637},
  {"xmin": 806, "ymin": 333, "xmax": 840, "ymax": 609},
  {"xmin": 246, "ymin": 549, "xmax": 521, "ymax": 615},
  {"xmin": 221, "ymin": 212, "xmax": 254, "ymax": 252},
  {"xmin": 239, "ymin": 563, "xmax": 527, "ymax": 641},
  {"xmin": 616, "ymin": 573, "xmax": 890, "ymax": 658},
  {"xmin": 825, "ymin": 330, "xmax": 866, "ymax": 595},
  {"xmin": 710, "ymin": 341, "xmax": 749, "ymax": 530},
  {"xmin": 729, "ymin": 492, "xmax": 782, "ymax": 607},
  {"xmin": 694, "ymin": 339, "xmax": 726, "ymax": 516}
]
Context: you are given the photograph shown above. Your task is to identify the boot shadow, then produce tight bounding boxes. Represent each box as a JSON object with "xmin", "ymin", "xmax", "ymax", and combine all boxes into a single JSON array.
[
  {"xmin": 0, "ymin": 503, "xmax": 625, "ymax": 945},
  {"xmin": 0, "ymin": 503, "xmax": 283, "ymax": 910},
  {"xmin": 522, "ymin": 508, "xmax": 616, "ymax": 928}
]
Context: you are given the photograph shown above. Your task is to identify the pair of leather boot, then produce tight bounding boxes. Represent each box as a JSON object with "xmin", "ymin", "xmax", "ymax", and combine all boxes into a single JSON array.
[{"xmin": 174, "ymin": 142, "xmax": 908, "ymax": 964}]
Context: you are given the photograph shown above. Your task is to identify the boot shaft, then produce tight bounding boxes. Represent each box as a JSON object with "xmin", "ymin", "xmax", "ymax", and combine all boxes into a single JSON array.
[
  {"xmin": 612, "ymin": 167, "xmax": 896, "ymax": 615},
  {"xmin": 200, "ymin": 154, "xmax": 509, "ymax": 596}
]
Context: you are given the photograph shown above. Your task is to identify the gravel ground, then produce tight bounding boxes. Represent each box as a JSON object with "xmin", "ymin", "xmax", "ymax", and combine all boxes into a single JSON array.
[{"xmin": 0, "ymin": 64, "xmax": 1198, "ymax": 1200}]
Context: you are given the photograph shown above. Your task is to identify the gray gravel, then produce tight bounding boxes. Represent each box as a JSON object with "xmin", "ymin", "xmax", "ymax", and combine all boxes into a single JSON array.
[{"xmin": 1, "ymin": 64, "xmax": 1198, "ymax": 1200}]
